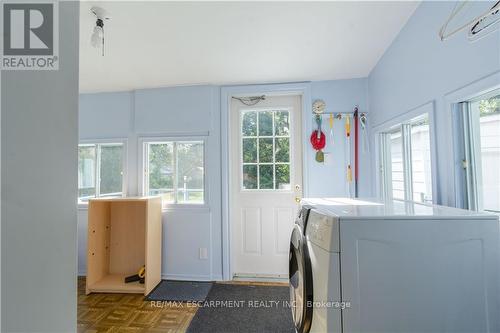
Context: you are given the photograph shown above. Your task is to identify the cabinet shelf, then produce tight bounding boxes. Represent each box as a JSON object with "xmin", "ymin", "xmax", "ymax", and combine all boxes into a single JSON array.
[{"xmin": 87, "ymin": 274, "xmax": 145, "ymax": 294}]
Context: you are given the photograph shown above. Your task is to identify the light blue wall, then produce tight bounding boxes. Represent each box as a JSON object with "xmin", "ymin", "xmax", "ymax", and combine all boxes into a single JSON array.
[
  {"xmin": 79, "ymin": 92, "xmax": 133, "ymax": 139},
  {"xmin": 310, "ymin": 79, "xmax": 371, "ymax": 197},
  {"xmin": 78, "ymin": 79, "xmax": 369, "ymax": 279},
  {"xmin": 368, "ymin": 1, "xmax": 500, "ymax": 206},
  {"xmin": 78, "ymin": 85, "xmax": 222, "ymax": 281},
  {"xmin": 78, "ymin": 1, "xmax": 500, "ymax": 279}
]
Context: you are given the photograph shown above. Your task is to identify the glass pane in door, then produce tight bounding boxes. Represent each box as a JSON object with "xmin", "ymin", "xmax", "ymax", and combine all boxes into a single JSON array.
[{"xmin": 241, "ymin": 109, "xmax": 291, "ymax": 190}]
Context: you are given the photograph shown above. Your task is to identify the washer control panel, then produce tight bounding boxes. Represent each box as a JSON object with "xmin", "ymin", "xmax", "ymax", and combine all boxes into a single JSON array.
[{"xmin": 305, "ymin": 209, "xmax": 340, "ymax": 252}]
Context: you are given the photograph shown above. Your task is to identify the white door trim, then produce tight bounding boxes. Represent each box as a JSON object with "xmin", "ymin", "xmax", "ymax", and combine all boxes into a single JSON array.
[{"xmin": 220, "ymin": 82, "xmax": 312, "ymax": 280}]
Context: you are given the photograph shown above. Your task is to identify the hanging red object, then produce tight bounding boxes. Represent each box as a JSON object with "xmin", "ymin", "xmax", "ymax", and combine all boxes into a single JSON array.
[{"xmin": 310, "ymin": 130, "xmax": 326, "ymax": 150}]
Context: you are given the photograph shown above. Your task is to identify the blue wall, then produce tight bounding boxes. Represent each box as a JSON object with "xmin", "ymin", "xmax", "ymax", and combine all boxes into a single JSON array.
[
  {"xmin": 78, "ymin": 79, "xmax": 368, "ymax": 279},
  {"xmin": 310, "ymin": 79, "xmax": 371, "ymax": 197},
  {"xmin": 78, "ymin": 86, "xmax": 222, "ymax": 280},
  {"xmin": 76, "ymin": 1, "xmax": 500, "ymax": 279},
  {"xmin": 368, "ymin": 1, "xmax": 500, "ymax": 206}
]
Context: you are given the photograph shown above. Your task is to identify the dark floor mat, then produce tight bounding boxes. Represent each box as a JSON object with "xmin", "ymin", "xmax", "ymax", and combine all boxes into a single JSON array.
[
  {"xmin": 187, "ymin": 283, "xmax": 295, "ymax": 333},
  {"xmin": 146, "ymin": 280, "xmax": 213, "ymax": 302}
]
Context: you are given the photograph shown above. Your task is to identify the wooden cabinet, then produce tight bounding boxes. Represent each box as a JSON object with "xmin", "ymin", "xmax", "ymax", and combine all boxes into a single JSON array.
[{"xmin": 86, "ymin": 197, "xmax": 162, "ymax": 295}]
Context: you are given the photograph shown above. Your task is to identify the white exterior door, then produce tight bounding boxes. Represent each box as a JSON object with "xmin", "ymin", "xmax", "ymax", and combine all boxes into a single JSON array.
[{"xmin": 230, "ymin": 94, "xmax": 303, "ymax": 279}]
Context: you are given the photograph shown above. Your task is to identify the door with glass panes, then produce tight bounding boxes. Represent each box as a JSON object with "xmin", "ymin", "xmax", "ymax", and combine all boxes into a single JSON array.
[{"xmin": 230, "ymin": 95, "xmax": 302, "ymax": 279}]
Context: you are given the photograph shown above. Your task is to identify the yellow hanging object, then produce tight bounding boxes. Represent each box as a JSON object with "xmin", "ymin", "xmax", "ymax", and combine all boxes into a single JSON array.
[
  {"xmin": 329, "ymin": 114, "xmax": 334, "ymax": 144},
  {"xmin": 347, "ymin": 165, "xmax": 352, "ymax": 182},
  {"xmin": 345, "ymin": 115, "xmax": 351, "ymax": 137},
  {"xmin": 138, "ymin": 266, "xmax": 146, "ymax": 278}
]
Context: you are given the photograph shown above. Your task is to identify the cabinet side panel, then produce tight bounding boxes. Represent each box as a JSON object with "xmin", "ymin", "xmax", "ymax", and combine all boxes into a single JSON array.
[
  {"xmin": 340, "ymin": 218, "xmax": 500, "ymax": 333},
  {"xmin": 109, "ymin": 201, "xmax": 146, "ymax": 275},
  {"xmin": 145, "ymin": 198, "xmax": 162, "ymax": 295},
  {"xmin": 87, "ymin": 201, "xmax": 111, "ymax": 292}
]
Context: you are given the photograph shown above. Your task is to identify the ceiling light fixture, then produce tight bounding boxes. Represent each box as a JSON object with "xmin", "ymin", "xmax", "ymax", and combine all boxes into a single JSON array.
[{"xmin": 90, "ymin": 6, "xmax": 111, "ymax": 56}]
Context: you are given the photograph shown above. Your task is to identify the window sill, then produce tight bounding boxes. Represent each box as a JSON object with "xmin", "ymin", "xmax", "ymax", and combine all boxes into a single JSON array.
[
  {"xmin": 162, "ymin": 204, "xmax": 210, "ymax": 213},
  {"xmin": 78, "ymin": 203, "xmax": 89, "ymax": 210},
  {"xmin": 484, "ymin": 210, "xmax": 500, "ymax": 217},
  {"xmin": 77, "ymin": 202, "xmax": 210, "ymax": 213}
]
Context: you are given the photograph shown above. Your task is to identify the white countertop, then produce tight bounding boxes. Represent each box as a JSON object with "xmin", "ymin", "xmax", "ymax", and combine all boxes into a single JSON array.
[{"xmin": 301, "ymin": 197, "xmax": 498, "ymax": 220}]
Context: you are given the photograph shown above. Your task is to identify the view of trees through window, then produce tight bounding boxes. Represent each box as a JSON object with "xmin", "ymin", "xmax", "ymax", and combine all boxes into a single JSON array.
[
  {"xmin": 241, "ymin": 110, "xmax": 291, "ymax": 190},
  {"xmin": 78, "ymin": 146, "xmax": 96, "ymax": 199},
  {"xmin": 146, "ymin": 141, "xmax": 204, "ymax": 204},
  {"xmin": 100, "ymin": 145, "xmax": 124, "ymax": 196},
  {"xmin": 478, "ymin": 94, "xmax": 499, "ymax": 116},
  {"xmin": 148, "ymin": 143, "xmax": 174, "ymax": 202},
  {"xmin": 78, "ymin": 143, "xmax": 124, "ymax": 202}
]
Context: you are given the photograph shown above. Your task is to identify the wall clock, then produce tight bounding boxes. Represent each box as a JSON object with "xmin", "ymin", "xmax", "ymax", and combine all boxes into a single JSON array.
[{"xmin": 312, "ymin": 99, "xmax": 326, "ymax": 114}]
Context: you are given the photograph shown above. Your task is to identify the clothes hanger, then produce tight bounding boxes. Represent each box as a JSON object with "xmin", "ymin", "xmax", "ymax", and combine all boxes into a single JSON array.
[
  {"xmin": 439, "ymin": 0, "xmax": 500, "ymax": 41},
  {"xmin": 469, "ymin": 0, "xmax": 500, "ymax": 41}
]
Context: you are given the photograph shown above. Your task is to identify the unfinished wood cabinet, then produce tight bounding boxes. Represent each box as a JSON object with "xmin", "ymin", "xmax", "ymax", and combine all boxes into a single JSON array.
[{"xmin": 86, "ymin": 197, "xmax": 162, "ymax": 295}]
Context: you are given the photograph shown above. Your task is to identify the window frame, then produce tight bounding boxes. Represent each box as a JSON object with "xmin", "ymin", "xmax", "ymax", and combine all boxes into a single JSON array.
[
  {"xmin": 78, "ymin": 138, "xmax": 128, "ymax": 205},
  {"xmin": 139, "ymin": 136, "xmax": 208, "ymax": 208},
  {"xmin": 379, "ymin": 125, "xmax": 410, "ymax": 201},
  {"xmin": 445, "ymin": 73, "xmax": 500, "ymax": 209},
  {"xmin": 374, "ymin": 104, "xmax": 437, "ymax": 204},
  {"xmin": 455, "ymin": 88, "xmax": 500, "ymax": 213},
  {"xmin": 238, "ymin": 107, "xmax": 295, "ymax": 193}
]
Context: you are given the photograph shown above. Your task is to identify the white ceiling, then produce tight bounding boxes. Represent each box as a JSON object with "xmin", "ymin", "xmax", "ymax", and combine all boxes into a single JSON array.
[{"xmin": 79, "ymin": 1, "xmax": 419, "ymax": 93}]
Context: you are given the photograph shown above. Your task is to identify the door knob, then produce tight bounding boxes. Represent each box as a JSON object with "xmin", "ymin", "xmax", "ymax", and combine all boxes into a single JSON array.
[{"xmin": 294, "ymin": 185, "xmax": 302, "ymax": 203}]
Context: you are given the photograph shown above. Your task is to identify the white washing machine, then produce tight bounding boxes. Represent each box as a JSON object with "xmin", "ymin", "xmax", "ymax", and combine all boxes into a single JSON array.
[
  {"xmin": 290, "ymin": 207, "xmax": 342, "ymax": 333},
  {"xmin": 289, "ymin": 198, "xmax": 500, "ymax": 333}
]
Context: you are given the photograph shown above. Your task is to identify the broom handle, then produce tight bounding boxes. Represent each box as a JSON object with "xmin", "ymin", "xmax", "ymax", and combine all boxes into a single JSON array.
[{"xmin": 354, "ymin": 107, "xmax": 359, "ymax": 198}]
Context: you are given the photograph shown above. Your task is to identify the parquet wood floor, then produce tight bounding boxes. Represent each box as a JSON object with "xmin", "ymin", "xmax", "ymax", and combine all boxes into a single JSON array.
[
  {"xmin": 78, "ymin": 277, "xmax": 197, "ymax": 333},
  {"xmin": 78, "ymin": 277, "xmax": 289, "ymax": 332}
]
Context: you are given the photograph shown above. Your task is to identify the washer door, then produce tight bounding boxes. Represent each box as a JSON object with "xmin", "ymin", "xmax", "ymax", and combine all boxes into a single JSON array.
[{"xmin": 289, "ymin": 225, "xmax": 313, "ymax": 333}]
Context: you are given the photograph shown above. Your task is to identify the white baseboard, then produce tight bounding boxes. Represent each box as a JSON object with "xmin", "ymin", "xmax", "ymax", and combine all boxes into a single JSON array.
[
  {"xmin": 162, "ymin": 273, "xmax": 215, "ymax": 281},
  {"xmin": 232, "ymin": 273, "xmax": 288, "ymax": 283},
  {"xmin": 78, "ymin": 270, "xmax": 222, "ymax": 282}
]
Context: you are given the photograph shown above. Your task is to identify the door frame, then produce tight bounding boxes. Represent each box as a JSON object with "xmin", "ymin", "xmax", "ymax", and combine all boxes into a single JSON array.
[{"xmin": 221, "ymin": 82, "xmax": 312, "ymax": 280}]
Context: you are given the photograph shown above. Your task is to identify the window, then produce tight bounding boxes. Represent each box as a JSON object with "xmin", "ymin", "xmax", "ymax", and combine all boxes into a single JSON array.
[
  {"xmin": 379, "ymin": 114, "xmax": 433, "ymax": 203},
  {"xmin": 144, "ymin": 140, "xmax": 204, "ymax": 205},
  {"xmin": 389, "ymin": 128, "xmax": 405, "ymax": 200},
  {"xmin": 241, "ymin": 109, "xmax": 291, "ymax": 190},
  {"xmin": 410, "ymin": 118, "xmax": 433, "ymax": 203},
  {"xmin": 458, "ymin": 90, "xmax": 500, "ymax": 212},
  {"xmin": 78, "ymin": 142, "xmax": 125, "ymax": 202}
]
